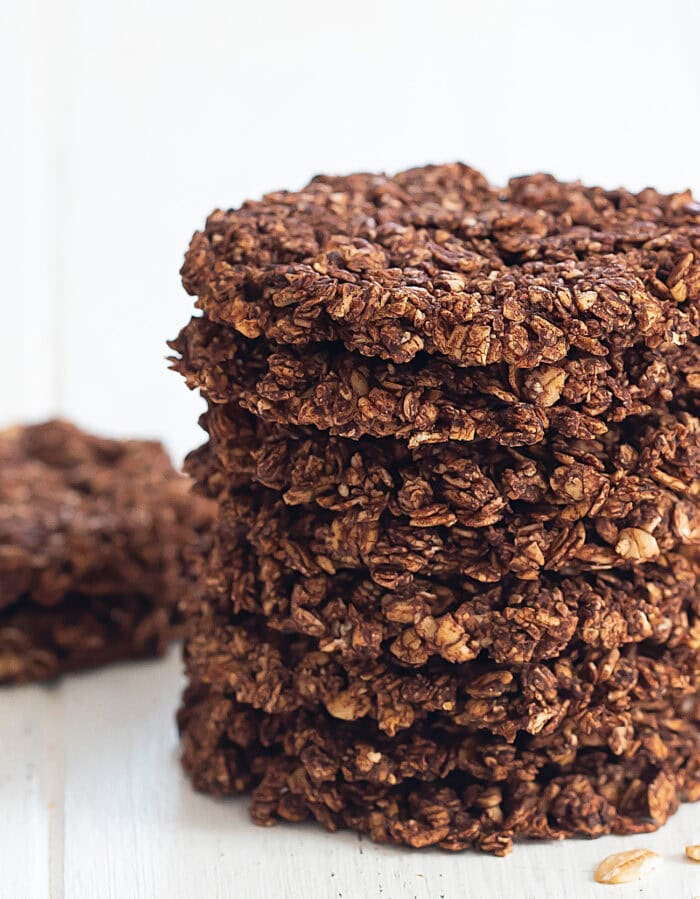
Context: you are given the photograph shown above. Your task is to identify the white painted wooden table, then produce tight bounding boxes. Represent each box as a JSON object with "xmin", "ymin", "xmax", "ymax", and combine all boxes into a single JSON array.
[{"xmin": 1, "ymin": 648, "xmax": 697, "ymax": 899}]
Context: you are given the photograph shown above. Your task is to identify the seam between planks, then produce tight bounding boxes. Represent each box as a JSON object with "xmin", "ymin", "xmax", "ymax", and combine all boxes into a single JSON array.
[{"xmin": 46, "ymin": 687, "xmax": 66, "ymax": 899}]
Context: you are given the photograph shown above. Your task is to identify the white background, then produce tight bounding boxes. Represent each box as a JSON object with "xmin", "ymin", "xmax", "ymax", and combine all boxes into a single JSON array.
[{"xmin": 1, "ymin": 1, "xmax": 699, "ymax": 897}]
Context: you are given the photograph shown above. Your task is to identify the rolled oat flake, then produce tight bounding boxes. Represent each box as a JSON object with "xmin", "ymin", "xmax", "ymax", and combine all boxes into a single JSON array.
[{"xmin": 594, "ymin": 849, "xmax": 661, "ymax": 884}]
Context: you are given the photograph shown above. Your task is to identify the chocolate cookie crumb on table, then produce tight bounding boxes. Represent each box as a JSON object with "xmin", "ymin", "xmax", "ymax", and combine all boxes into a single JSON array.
[
  {"xmin": 0, "ymin": 420, "xmax": 212, "ymax": 684},
  {"xmin": 171, "ymin": 164, "xmax": 700, "ymax": 855}
]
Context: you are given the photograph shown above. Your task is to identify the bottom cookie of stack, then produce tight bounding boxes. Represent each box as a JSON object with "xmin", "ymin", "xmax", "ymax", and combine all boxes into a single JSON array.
[{"xmin": 179, "ymin": 681, "xmax": 700, "ymax": 855}]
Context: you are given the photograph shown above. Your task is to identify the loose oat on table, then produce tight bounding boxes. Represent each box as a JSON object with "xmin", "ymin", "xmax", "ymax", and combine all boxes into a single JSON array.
[
  {"xmin": 686, "ymin": 844, "xmax": 700, "ymax": 861},
  {"xmin": 594, "ymin": 848, "xmax": 661, "ymax": 884},
  {"xmin": 172, "ymin": 163, "xmax": 700, "ymax": 854}
]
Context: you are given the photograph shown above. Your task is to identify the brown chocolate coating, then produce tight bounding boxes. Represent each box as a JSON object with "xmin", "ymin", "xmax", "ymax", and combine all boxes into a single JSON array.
[
  {"xmin": 0, "ymin": 420, "xmax": 212, "ymax": 683},
  {"xmin": 172, "ymin": 164, "xmax": 700, "ymax": 853}
]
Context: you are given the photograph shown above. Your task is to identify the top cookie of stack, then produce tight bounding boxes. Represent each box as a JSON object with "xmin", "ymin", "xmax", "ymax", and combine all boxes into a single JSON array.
[{"xmin": 175, "ymin": 164, "xmax": 700, "ymax": 448}]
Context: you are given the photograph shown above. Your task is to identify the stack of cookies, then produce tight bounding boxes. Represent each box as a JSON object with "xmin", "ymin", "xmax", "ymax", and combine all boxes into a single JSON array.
[
  {"xmin": 0, "ymin": 419, "xmax": 212, "ymax": 683},
  {"xmin": 171, "ymin": 164, "xmax": 700, "ymax": 854}
]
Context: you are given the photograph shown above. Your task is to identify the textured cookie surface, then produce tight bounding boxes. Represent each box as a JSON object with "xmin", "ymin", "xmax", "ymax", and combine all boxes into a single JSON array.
[
  {"xmin": 173, "ymin": 164, "xmax": 700, "ymax": 854},
  {"xmin": 0, "ymin": 419, "xmax": 212, "ymax": 683}
]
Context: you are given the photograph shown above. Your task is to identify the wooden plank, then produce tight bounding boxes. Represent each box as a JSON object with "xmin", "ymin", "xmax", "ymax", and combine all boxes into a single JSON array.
[
  {"xmin": 60, "ymin": 652, "xmax": 184, "ymax": 899},
  {"xmin": 0, "ymin": 682, "xmax": 60, "ymax": 899}
]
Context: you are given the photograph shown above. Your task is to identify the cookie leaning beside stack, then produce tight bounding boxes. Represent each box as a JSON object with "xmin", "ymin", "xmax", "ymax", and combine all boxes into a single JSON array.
[{"xmin": 171, "ymin": 164, "xmax": 700, "ymax": 855}]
